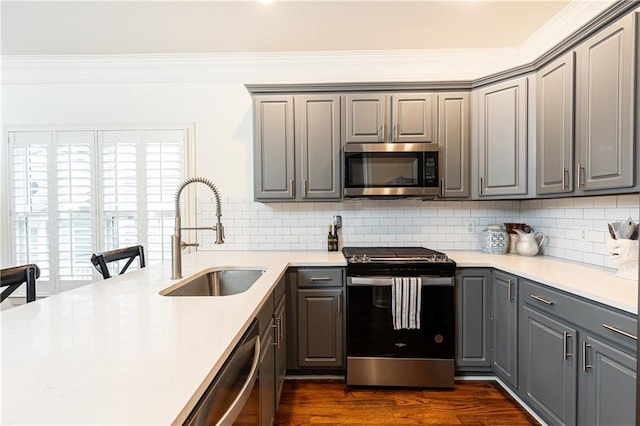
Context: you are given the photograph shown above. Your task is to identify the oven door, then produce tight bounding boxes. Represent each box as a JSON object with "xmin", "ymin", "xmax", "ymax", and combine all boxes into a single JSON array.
[
  {"xmin": 346, "ymin": 276, "xmax": 455, "ymax": 359},
  {"xmin": 343, "ymin": 143, "xmax": 440, "ymax": 197}
]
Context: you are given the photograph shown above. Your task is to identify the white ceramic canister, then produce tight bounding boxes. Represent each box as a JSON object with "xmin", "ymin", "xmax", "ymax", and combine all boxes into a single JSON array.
[{"xmin": 481, "ymin": 225, "xmax": 509, "ymax": 254}]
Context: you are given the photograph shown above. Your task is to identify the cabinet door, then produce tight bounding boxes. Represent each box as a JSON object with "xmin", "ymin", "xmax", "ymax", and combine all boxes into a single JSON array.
[
  {"xmin": 477, "ymin": 77, "xmax": 528, "ymax": 197},
  {"xmin": 520, "ymin": 305, "xmax": 577, "ymax": 426},
  {"xmin": 455, "ymin": 269, "xmax": 491, "ymax": 370},
  {"xmin": 253, "ymin": 96, "xmax": 295, "ymax": 200},
  {"xmin": 391, "ymin": 93, "xmax": 435, "ymax": 143},
  {"xmin": 259, "ymin": 320, "xmax": 275, "ymax": 426},
  {"xmin": 575, "ymin": 13, "xmax": 635, "ymax": 191},
  {"xmin": 579, "ymin": 335, "xmax": 636, "ymax": 426},
  {"xmin": 274, "ymin": 294, "xmax": 286, "ymax": 410},
  {"xmin": 491, "ymin": 270, "xmax": 518, "ymax": 388},
  {"xmin": 296, "ymin": 94, "xmax": 341, "ymax": 199},
  {"xmin": 536, "ymin": 51, "xmax": 575, "ymax": 195},
  {"xmin": 439, "ymin": 92, "xmax": 470, "ymax": 198},
  {"xmin": 344, "ymin": 94, "xmax": 386, "ymax": 143},
  {"xmin": 297, "ymin": 288, "xmax": 344, "ymax": 368}
]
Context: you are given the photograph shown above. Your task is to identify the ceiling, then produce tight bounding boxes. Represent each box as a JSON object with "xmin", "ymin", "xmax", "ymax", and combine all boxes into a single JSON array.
[{"xmin": 1, "ymin": 0, "xmax": 576, "ymax": 55}]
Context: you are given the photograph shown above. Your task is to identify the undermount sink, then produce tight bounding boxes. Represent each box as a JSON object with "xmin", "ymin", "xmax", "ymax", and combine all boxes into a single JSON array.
[{"xmin": 161, "ymin": 269, "xmax": 265, "ymax": 297}]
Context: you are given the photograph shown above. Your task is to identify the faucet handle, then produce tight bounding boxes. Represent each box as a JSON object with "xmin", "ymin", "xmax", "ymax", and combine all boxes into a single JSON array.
[
  {"xmin": 181, "ymin": 242, "xmax": 200, "ymax": 249},
  {"xmin": 215, "ymin": 224, "xmax": 225, "ymax": 244}
]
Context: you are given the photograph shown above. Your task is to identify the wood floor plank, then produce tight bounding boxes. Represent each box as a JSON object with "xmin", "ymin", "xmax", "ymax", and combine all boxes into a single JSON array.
[{"xmin": 275, "ymin": 379, "xmax": 539, "ymax": 425}]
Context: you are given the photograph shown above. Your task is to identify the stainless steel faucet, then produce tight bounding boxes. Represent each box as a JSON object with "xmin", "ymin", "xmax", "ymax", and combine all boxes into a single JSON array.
[{"xmin": 171, "ymin": 176, "xmax": 224, "ymax": 279}]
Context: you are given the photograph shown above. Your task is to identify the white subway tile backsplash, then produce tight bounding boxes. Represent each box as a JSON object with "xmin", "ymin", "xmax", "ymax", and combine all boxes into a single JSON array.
[{"xmin": 196, "ymin": 194, "xmax": 638, "ymax": 270}]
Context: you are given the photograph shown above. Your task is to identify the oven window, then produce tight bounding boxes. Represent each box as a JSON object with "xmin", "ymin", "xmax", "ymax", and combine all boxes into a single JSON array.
[
  {"xmin": 345, "ymin": 153, "xmax": 420, "ymax": 187},
  {"xmin": 347, "ymin": 284, "xmax": 454, "ymax": 359}
]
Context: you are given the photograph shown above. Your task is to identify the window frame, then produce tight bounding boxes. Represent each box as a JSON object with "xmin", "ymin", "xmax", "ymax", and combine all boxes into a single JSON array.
[{"xmin": 2, "ymin": 123, "xmax": 196, "ymax": 296}]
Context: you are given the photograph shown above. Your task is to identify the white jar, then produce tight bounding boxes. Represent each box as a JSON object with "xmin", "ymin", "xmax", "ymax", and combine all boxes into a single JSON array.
[{"xmin": 481, "ymin": 225, "xmax": 508, "ymax": 254}]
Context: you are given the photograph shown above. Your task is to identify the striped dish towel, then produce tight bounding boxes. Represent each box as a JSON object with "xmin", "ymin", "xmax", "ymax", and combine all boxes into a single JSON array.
[{"xmin": 391, "ymin": 277, "xmax": 422, "ymax": 330}]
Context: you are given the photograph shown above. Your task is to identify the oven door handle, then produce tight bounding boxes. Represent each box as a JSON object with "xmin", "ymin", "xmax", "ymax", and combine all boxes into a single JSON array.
[{"xmin": 348, "ymin": 276, "xmax": 454, "ymax": 287}]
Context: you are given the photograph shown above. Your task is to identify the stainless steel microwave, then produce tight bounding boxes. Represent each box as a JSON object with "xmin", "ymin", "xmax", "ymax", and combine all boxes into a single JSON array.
[{"xmin": 343, "ymin": 143, "xmax": 441, "ymax": 198}]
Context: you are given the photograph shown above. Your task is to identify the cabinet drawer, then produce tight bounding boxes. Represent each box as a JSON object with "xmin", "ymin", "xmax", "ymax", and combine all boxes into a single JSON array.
[
  {"xmin": 521, "ymin": 279, "xmax": 637, "ymax": 351},
  {"xmin": 297, "ymin": 268, "xmax": 343, "ymax": 288}
]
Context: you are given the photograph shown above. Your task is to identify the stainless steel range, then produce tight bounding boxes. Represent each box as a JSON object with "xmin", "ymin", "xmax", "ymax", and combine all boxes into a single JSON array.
[{"xmin": 342, "ymin": 246, "xmax": 456, "ymax": 388}]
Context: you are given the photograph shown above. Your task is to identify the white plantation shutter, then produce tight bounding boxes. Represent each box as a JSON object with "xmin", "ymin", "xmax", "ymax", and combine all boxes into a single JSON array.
[{"xmin": 7, "ymin": 125, "xmax": 188, "ymax": 295}]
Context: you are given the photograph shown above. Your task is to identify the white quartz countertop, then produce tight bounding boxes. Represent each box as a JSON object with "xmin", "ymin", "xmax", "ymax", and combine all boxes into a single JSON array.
[{"xmin": 1, "ymin": 250, "xmax": 636, "ymax": 425}]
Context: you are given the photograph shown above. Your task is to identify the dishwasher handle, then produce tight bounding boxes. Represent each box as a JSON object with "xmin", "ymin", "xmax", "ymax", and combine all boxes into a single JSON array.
[
  {"xmin": 348, "ymin": 276, "xmax": 454, "ymax": 287},
  {"xmin": 217, "ymin": 336, "xmax": 261, "ymax": 426}
]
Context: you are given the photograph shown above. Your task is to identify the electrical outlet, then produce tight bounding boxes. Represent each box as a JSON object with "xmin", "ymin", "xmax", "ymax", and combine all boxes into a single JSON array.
[
  {"xmin": 579, "ymin": 226, "xmax": 589, "ymax": 240},
  {"xmin": 464, "ymin": 219, "xmax": 475, "ymax": 234}
]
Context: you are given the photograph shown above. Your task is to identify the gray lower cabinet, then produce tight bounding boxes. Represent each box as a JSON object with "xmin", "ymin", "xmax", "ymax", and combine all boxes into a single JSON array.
[
  {"xmin": 253, "ymin": 94, "xmax": 341, "ymax": 201},
  {"xmin": 536, "ymin": 51, "xmax": 575, "ymax": 195},
  {"xmin": 455, "ymin": 268, "xmax": 491, "ymax": 371},
  {"xmin": 439, "ymin": 92, "xmax": 470, "ymax": 198},
  {"xmin": 476, "ymin": 76, "xmax": 529, "ymax": 197},
  {"xmin": 286, "ymin": 267, "xmax": 345, "ymax": 371},
  {"xmin": 258, "ymin": 302, "xmax": 275, "ymax": 426},
  {"xmin": 274, "ymin": 290, "xmax": 286, "ymax": 408},
  {"xmin": 491, "ymin": 270, "xmax": 518, "ymax": 388},
  {"xmin": 519, "ymin": 278, "xmax": 637, "ymax": 426},
  {"xmin": 257, "ymin": 278, "xmax": 286, "ymax": 426},
  {"xmin": 575, "ymin": 13, "xmax": 636, "ymax": 193},
  {"xmin": 520, "ymin": 304, "xmax": 577, "ymax": 425},
  {"xmin": 579, "ymin": 335, "xmax": 636, "ymax": 426}
]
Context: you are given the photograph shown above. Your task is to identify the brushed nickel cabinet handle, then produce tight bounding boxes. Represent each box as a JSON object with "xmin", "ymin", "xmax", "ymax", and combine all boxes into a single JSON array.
[
  {"xmin": 310, "ymin": 277, "xmax": 332, "ymax": 282},
  {"xmin": 576, "ymin": 163, "xmax": 583, "ymax": 187},
  {"xmin": 379, "ymin": 125, "xmax": 384, "ymax": 142},
  {"xmin": 507, "ymin": 279, "xmax": 513, "ymax": 301},
  {"xmin": 440, "ymin": 178, "xmax": 445, "ymax": 197},
  {"xmin": 582, "ymin": 341, "xmax": 592, "ymax": 371},
  {"xmin": 337, "ymin": 292, "xmax": 342, "ymax": 314},
  {"xmin": 303, "ymin": 179, "xmax": 308, "ymax": 197},
  {"xmin": 562, "ymin": 168, "xmax": 568, "ymax": 190},
  {"xmin": 479, "ymin": 177, "xmax": 484, "ymax": 196},
  {"xmin": 603, "ymin": 324, "xmax": 637, "ymax": 341},
  {"xmin": 531, "ymin": 294, "xmax": 555, "ymax": 305},
  {"xmin": 272, "ymin": 321, "xmax": 279, "ymax": 348},
  {"xmin": 563, "ymin": 331, "xmax": 571, "ymax": 359},
  {"xmin": 289, "ymin": 179, "xmax": 295, "ymax": 198}
]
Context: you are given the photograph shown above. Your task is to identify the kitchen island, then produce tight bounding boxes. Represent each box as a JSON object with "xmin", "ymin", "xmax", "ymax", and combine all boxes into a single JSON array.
[{"xmin": 1, "ymin": 250, "xmax": 636, "ymax": 425}]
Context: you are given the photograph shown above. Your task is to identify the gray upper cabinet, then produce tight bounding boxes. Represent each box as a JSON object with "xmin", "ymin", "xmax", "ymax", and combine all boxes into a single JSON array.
[
  {"xmin": 391, "ymin": 93, "xmax": 435, "ymax": 143},
  {"xmin": 253, "ymin": 94, "xmax": 341, "ymax": 201},
  {"xmin": 344, "ymin": 93, "xmax": 434, "ymax": 144},
  {"xmin": 344, "ymin": 93, "xmax": 386, "ymax": 143},
  {"xmin": 253, "ymin": 95, "xmax": 295, "ymax": 200},
  {"xmin": 536, "ymin": 51, "xmax": 575, "ymax": 195},
  {"xmin": 439, "ymin": 92, "xmax": 470, "ymax": 198},
  {"xmin": 455, "ymin": 268, "xmax": 491, "ymax": 371},
  {"xmin": 296, "ymin": 94, "xmax": 342, "ymax": 199},
  {"xmin": 575, "ymin": 13, "xmax": 636, "ymax": 192},
  {"xmin": 491, "ymin": 270, "xmax": 518, "ymax": 388},
  {"xmin": 476, "ymin": 76, "xmax": 529, "ymax": 197}
]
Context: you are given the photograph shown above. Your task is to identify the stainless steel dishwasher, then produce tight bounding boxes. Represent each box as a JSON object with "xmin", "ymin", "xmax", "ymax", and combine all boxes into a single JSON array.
[{"xmin": 184, "ymin": 319, "xmax": 260, "ymax": 426}]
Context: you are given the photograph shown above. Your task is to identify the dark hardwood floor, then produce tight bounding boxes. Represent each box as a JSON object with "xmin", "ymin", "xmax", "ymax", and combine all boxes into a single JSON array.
[{"xmin": 275, "ymin": 379, "xmax": 539, "ymax": 425}]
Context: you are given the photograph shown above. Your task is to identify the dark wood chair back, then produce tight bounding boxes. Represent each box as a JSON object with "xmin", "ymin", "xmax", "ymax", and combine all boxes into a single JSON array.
[
  {"xmin": 91, "ymin": 245, "xmax": 146, "ymax": 279},
  {"xmin": 1, "ymin": 264, "xmax": 40, "ymax": 303}
]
